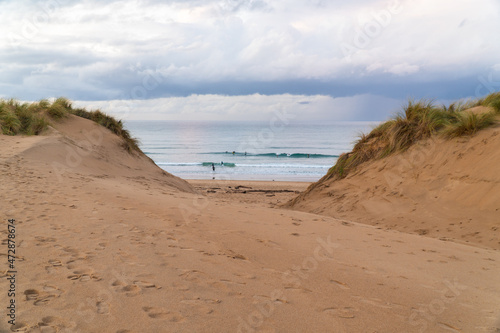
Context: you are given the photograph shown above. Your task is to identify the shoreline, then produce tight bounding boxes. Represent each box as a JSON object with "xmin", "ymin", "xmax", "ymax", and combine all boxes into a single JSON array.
[
  {"xmin": 187, "ymin": 179, "xmax": 311, "ymax": 207},
  {"xmin": 185, "ymin": 178, "xmax": 313, "ymax": 185},
  {"xmin": 175, "ymin": 174, "xmax": 321, "ymax": 182}
]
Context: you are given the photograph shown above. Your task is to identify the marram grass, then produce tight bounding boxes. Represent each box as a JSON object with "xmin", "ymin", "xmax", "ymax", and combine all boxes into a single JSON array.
[
  {"xmin": 442, "ymin": 111, "xmax": 496, "ymax": 138},
  {"xmin": 326, "ymin": 91, "xmax": 500, "ymax": 180},
  {"xmin": 478, "ymin": 92, "xmax": 500, "ymax": 113}
]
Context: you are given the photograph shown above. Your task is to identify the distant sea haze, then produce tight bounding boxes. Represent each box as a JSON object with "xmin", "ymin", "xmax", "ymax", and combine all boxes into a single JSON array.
[{"xmin": 125, "ymin": 121, "xmax": 377, "ymax": 182}]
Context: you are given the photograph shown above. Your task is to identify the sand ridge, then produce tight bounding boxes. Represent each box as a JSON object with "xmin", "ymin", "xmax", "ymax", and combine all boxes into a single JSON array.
[{"xmin": 0, "ymin": 116, "xmax": 499, "ymax": 332}]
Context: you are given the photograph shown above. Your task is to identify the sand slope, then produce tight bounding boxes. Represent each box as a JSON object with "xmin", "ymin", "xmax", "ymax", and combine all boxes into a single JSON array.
[
  {"xmin": 0, "ymin": 115, "xmax": 195, "ymax": 194},
  {"xmin": 288, "ymin": 125, "xmax": 500, "ymax": 251},
  {"xmin": 0, "ymin": 116, "xmax": 499, "ymax": 332}
]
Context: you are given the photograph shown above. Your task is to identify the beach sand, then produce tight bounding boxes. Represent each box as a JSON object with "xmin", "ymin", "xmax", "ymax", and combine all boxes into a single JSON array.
[{"xmin": 1, "ymin": 116, "xmax": 499, "ymax": 332}]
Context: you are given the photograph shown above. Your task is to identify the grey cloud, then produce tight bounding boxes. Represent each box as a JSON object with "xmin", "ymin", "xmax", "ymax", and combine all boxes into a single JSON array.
[{"xmin": 0, "ymin": 0, "xmax": 498, "ymax": 116}]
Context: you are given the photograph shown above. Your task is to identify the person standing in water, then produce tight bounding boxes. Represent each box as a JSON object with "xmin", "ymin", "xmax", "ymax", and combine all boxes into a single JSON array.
[{"xmin": 212, "ymin": 163, "xmax": 215, "ymax": 171}]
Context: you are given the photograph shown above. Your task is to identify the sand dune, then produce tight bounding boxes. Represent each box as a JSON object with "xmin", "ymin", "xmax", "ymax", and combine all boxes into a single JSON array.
[
  {"xmin": 1, "ymin": 116, "xmax": 499, "ymax": 332},
  {"xmin": 288, "ymin": 124, "xmax": 500, "ymax": 251}
]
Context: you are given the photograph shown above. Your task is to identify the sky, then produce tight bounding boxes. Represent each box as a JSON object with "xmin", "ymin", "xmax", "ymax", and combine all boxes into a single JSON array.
[{"xmin": 1, "ymin": 0, "xmax": 500, "ymax": 121}]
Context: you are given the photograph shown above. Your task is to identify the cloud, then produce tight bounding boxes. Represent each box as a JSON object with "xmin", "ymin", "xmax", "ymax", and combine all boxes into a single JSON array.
[
  {"xmin": 73, "ymin": 93, "xmax": 401, "ymax": 122},
  {"xmin": 0, "ymin": 0, "xmax": 499, "ymax": 117}
]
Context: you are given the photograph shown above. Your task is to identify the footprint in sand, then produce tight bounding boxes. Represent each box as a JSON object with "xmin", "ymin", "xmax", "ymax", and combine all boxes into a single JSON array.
[
  {"xmin": 24, "ymin": 289, "xmax": 40, "ymax": 301},
  {"xmin": 31, "ymin": 316, "xmax": 75, "ymax": 332},
  {"xmin": 48, "ymin": 259, "xmax": 63, "ymax": 267},
  {"xmin": 43, "ymin": 285, "xmax": 64, "ymax": 297},
  {"xmin": 142, "ymin": 306, "xmax": 185, "ymax": 322},
  {"xmin": 34, "ymin": 294, "xmax": 56, "ymax": 306},
  {"xmin": 24, "ymin": 285, "xmax": 65, "ymax": 306},
  {"xmin": 67, "ymin": 268, "xmax": 102, "ymax": 282},
  {"xmin": 45, "ymin": 259, "xmax": 64, "ymax": 273},
  {"xmin": 119, "ymin": 284, "xmax": 142, "ymax": 296},
  {"xmin": 62, "ymin": 246, "xmax": 80, "ymax": 257},
  {"xmin": 322, "ymin": 306, "xmax": 356, "ymax": 319},
  {"xmin": 97, "ymin": 301, "xmax": 110, "ymax": 315},
  {"xmin": 10, "ymin": 322, "xmax": 30, "ymax": 332},
  {"xmin": 112, "ymin": 279, "xmax": 159, "ymax": 297},
  {"xmin": 95, "ymin": 242, "xmax": 107, "ymax": 251},
  {"xmin": 179, "ymin": 269, "xmax": 210, "ymax": 282},
  {"xmin": 34, "ymin": 236, "xmax": 57, "ymax": 244},
  {"xmin": 181, "ymin": 297, "xmax": 221, "ymax": 315}
]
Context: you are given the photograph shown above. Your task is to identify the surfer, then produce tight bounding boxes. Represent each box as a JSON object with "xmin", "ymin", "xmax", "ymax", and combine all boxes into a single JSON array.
[
  {"xmin": 212, "ymin": 163, "xmax": 215, "ymax": 171},
  {"xmin": 221, "ymin": 161, "xmax": 224, "ymax": 166}
]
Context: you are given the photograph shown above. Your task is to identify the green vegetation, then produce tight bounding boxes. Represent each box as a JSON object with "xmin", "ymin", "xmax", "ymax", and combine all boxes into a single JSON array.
[
  {"xmin": 0, "ymin": 99, "xmax": 48, "ymax": 135},
  {"xmin": 47, "ymin": 97, "xmax": 71, "ymax": 119},
  {"xmin": 442, "ymin": 111, "xmax": 496, "ymax": 138},
  {"xmin": 477, "ymin": 91, "xmax": 500, "ymax": 113},
  {"xmin": 327, "ymin": 92, "xmax": 500, "ymax": 180},
  {"xmin": 0, "ymin": 97, "xmax": 140, "ymax": 153}
]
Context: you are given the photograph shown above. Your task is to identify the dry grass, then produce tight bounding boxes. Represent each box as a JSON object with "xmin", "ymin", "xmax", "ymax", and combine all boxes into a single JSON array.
[
  {"xmin": 72, "ymin": 108, "xmax": 140, "ymax": 152},
  {"xmin": 442, "ymin": 111, "xmax": 496, "ymax": 138}
]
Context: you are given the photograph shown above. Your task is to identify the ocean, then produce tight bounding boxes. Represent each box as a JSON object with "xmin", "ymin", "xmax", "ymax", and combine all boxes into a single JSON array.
[{"xmin": 125, "ymin": 120, "xmax": 378, "ymax": 182}]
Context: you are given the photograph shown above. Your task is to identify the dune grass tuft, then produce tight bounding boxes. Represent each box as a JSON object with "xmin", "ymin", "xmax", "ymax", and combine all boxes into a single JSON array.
[
  {"xmin": 478, "ymin": 92, "xmax": 500, "ymax": 113},
  {"xmin": 0, "ymin": 97, "xmax": 140, "ymax": 154},
  {"xmin": 0, "ymin": 107, "xmax": 21, "ymax": 135},
  {"xmin": 72, "ymin": 107, "xmax": 140, "ymax": 152},
  {"xmin": 326, "ymin": 92, "xmax": 500, "ymax": 180},
  {"xmin": 0, "ymin": 99, "xmax": 48, "ymax": 135},
  {"xmin": 47, "ymin": 97, "xmax": 71, "ymax": 119},
  {"xmin": 442, "ymin": 111, "xmax": 496, "ymax": 138}
]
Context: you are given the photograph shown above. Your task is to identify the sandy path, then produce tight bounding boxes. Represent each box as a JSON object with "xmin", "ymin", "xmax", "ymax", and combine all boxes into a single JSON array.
[{"xmin": 1, "ymin": 165, "xmax": 499, "ymax": 332}]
